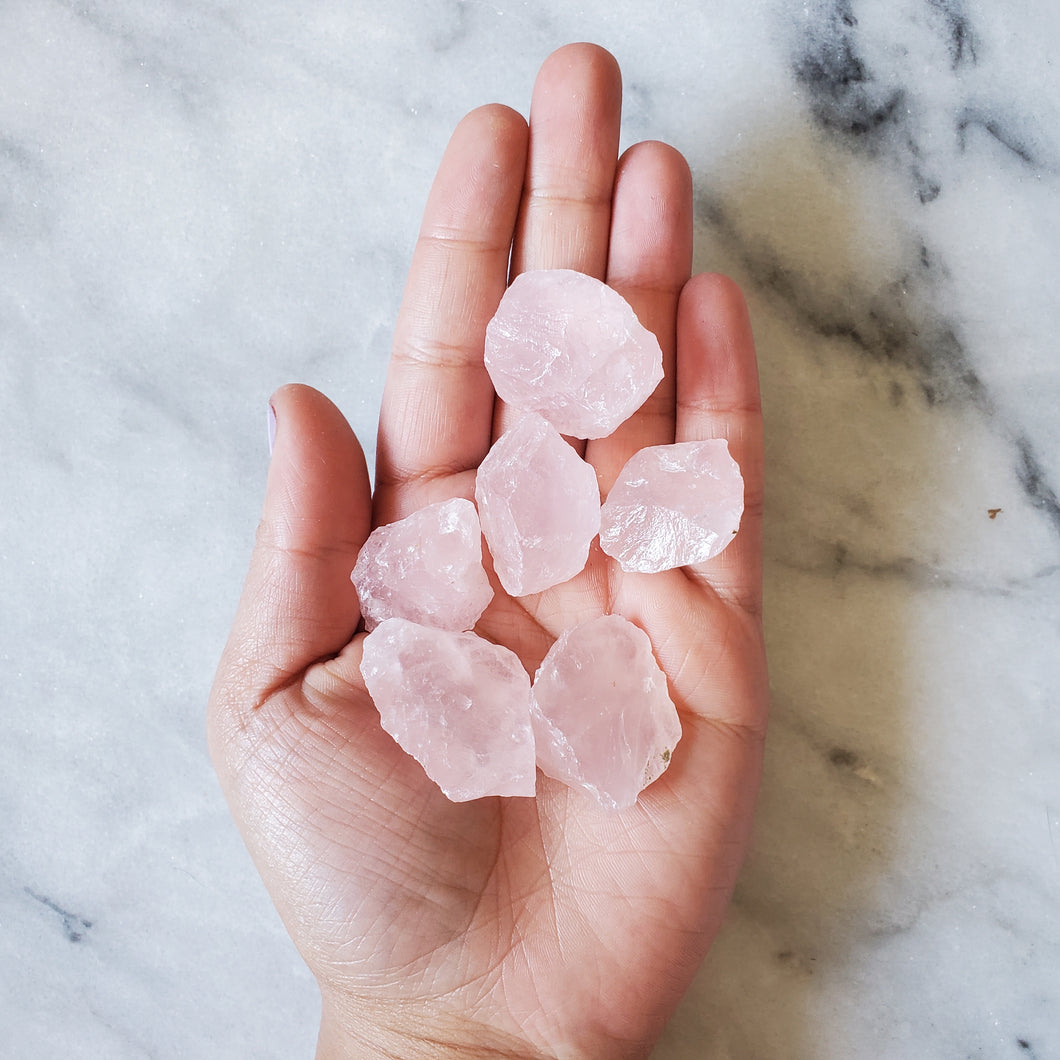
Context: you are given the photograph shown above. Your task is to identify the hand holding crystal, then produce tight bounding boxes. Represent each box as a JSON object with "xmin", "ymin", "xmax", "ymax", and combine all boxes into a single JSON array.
[{"xmin": 208, "ymin": 43, "xmax": 767, "ymax": 1059}]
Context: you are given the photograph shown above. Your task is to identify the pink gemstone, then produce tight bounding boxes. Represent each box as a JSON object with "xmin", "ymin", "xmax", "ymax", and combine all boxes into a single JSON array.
[
  {"xmin": 530, "ymin": 614, "xmax": 681, "ymax": 811},
  {"xmin": 351, "ymin": 498, "xmax": 493, "ymax": 632},
  {"xmin": 484, "ymin": 269, "xmax": 664, "ymax": 440},
  {"xmin": 360, "ymin": 618, "xmax": 536, "ymax": 801},
  {"xmin": 475, "ymin": 412, "xmax": 601, "ymax": 597},
  {"xmin": 599, "ymin": 440, "xmax": 744, "ymax": 574}
]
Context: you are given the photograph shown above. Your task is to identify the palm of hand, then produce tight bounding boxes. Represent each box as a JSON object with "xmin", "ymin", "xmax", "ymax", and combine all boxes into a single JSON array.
[{"xmin": 209, "ymin": 45, "xmax": 766, "ymax": 1060}]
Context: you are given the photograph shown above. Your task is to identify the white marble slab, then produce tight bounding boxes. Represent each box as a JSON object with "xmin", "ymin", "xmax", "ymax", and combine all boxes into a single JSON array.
[{"xmin": 2, "ymin": 1, "xmax": 1057, "ymax": 1056}]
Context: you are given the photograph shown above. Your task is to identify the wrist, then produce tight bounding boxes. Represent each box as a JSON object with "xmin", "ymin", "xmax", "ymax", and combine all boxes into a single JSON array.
[{"xmin": 316, "ymin": 994, "xmax": 551, "ymax": 1060}]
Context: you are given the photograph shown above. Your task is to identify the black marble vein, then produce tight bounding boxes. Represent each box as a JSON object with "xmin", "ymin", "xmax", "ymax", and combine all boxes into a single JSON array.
[
  {"xmin": 956, "ymin": 110, "xmax": 1041, "ymax": 169},
  {"xmin": 697, "ymin": 190, "xmax": 1060, "ymax": 549},
  {"xmin": 776, "ymin": 546, "xmax": 1060, "ymax": 596},
  {"xmin": 792, "ymin": 1, "xmax": 905, "ymax": 152},
  {"xmin": 1015, "ymin": 435, "xmax": 1060, "ymax": 537},
  {"xmin": 789, "ymin": 0, "xmax": 1043, "ymax": 203},
  {"xmin": 25, "ymin": 887, "xmax": 94, "ymax": 943},
  {"xmin": 793, "ymin": 0, "xmax": 1055, "ymax": 189},
  {"xmin": 926, "ymin": 0, "xmax": 978, "ymax": 70},
  {"xmin": 779, "ymin": 3, "xmax": 1060, "ymax": 547},
  {"xmin": 696, "ymin": 192, "xmax": 984, "ymax": 406}
]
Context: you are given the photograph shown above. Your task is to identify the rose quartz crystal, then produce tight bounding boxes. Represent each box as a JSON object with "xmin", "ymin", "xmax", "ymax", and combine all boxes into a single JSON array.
[
  {"xmin": 599, "ymin": 440, "xmax": 744, "ymax": 574},
  {"xmin": 475, "ymin": 412, "xmax": 601, "ymax": 597},
  {"xmin": 530, "ymin": 615, "xmax": 681, "ymax": 811},
  {"xmin": 351, "ymin": 498, "xmax": 493, "ymax": 632},
  {"xmin": 484, "ymin": 269, "xmax": 664, "ymax": 439},
  {"xmin": 360, "ymin": 618, "xmax": 536, "ymax": 801}
]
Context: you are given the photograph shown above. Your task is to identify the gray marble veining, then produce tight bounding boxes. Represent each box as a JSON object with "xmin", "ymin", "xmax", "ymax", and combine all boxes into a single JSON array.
[{"xmin": 2, "ymin": 1, "xmax": 1057, "ymax": 1057}]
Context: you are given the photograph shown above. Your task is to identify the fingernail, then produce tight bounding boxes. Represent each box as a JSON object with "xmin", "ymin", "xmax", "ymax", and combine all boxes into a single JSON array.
[{"xmin": 267, "ymin": 401, "xmax": 277, "ymax": 456}]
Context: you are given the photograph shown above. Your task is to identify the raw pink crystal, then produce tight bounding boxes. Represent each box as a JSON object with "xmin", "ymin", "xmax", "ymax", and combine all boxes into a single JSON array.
[
  {"xmin": 484, "ymin": 269, "xmax": 664, "ymax": 439},
  {"xmin": 530, "ymin": 615, "xmax": 681, "ymax": 811},
  {"xmin": 599, "ymin": 440, "xmax": 744, "ymax": 574},
  {"xmin": 360, "ymin": 618, "xmax": 536, "ymax": 801},
  {"xmin": 352, "ymin": 498, "xmax": 493, "ymax": 632},
  {"xmin": 475, "ymin": 412, "xmax": 601, "ymax": 597}
]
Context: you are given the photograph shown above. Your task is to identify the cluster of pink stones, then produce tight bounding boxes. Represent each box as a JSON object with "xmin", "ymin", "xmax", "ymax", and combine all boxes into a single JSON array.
[{"xmin": 353, "ymin": 270, "xmax": 744, "ymax": 810}]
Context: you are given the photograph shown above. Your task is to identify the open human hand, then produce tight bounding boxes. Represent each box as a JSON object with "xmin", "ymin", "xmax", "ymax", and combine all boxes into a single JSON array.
[{"xmin": 208, "ymin": 43, "xmax": 767, "ymax": 1060}]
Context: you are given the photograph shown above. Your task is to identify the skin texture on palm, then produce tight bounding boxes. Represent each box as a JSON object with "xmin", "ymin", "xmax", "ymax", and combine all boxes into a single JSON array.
[{"xmin": 208, "ymin": 43, "xmax": 767, "ymax": 1060}]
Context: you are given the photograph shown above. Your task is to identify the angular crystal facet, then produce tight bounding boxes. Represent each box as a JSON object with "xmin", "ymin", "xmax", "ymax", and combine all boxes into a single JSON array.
[
  {"xmin": 484, "ymin": 269, "xmax": 664, "ymax": 439},
  {"xmin": 351, "ymin": 498, "xmax": 493, "ymax": 632},
  {"xmin": 360, "ymin": 618, "xmax": 536, "ymax": 801},
  {"xmin": 475, "ymin": 412, "xmax": 601, "ymax": 597},
  {"xmin": 599, "ymin": 440, "xmax": 744, "ymax": 573},
  {"xmin": 530, "ymin": 614, "xmax": 681, "ymax": 811}
]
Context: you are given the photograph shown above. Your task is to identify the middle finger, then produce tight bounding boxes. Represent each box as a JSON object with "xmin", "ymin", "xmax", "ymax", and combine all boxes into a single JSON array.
[{"xmin": 494, "ymin": 43, "xmax": 623, "ymax": 442}]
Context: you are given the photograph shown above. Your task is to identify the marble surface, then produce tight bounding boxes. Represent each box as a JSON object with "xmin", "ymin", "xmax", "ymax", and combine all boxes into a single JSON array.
[{"xmin": 2, "ymin": 1, "xmax": 1058, "ymax": 1056}]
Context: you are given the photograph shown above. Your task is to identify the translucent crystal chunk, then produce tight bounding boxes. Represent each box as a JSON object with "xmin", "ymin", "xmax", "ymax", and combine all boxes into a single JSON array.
[
  {"xmin": 530, "ymin": 614, "xmax": 681, "ymax": 811},
  {"xmin": 475, "ymin": 412, "xmax": 601, "ymax": 597},
  {"xmin": 484, "ymin": 269, "xmax": 664, "ymax": 439},
  {"xmin": 351, "ymin": 498, "xmax": 493, "ymax": 632},
  {"xmin": 599, "ymin": 440, "xmax": 744, "ymax": 573},
  {"xmin": 361, "ymin": 618, "xmax": 536, "ymax": 801}
]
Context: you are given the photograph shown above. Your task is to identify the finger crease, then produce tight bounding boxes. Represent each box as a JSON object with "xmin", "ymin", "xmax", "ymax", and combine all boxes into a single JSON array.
[
  {"xmin": 391, "ymin": 338, "xmax": 489, "ymax": 371},
  {"xmin": 418, "ymin": 231, "xmax": 512, "ymax": 256},
  {"xmin": 524, "ymin": 188, "xmax": 612, "ymax": 211},
  {"xmin": 607, "ymin": 278, "xmax": 684, "ymax": 299},
  {"xmin": 374, "ymin": 459, "xmax": 476, "ymax": 490},
  {"xmin": 254, "ymin": 539, "xmax": 365, "ymax": 564},
  {"xmin": 676, "ymin": 398, "xmax": 763, "ymax": 416}
]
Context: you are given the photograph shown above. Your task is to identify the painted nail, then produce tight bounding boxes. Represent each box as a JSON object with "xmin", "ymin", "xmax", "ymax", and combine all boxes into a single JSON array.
[{"xmin": 267, "ymin": 401, "xmax": 277, "ymax": 456}]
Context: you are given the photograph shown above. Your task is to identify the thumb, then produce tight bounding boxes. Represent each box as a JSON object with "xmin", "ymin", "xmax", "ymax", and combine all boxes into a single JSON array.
[{"xmin": 211, "ymin": 383, "xmax": 372, "ymax": 719}]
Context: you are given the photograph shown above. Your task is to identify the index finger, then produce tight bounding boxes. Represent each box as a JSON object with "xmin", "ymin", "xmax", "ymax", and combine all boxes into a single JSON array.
[{"xmin": 373, "ymin": 104, "xmax": 528, "ymax": 525}]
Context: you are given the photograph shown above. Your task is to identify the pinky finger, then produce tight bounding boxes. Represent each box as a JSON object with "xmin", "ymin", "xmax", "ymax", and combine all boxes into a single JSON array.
[{"xmin": 675, "ymin": 273, "xmax": 764, "ymax": 617}]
